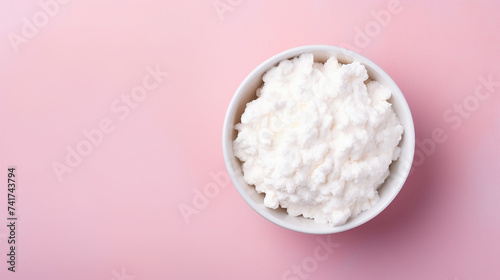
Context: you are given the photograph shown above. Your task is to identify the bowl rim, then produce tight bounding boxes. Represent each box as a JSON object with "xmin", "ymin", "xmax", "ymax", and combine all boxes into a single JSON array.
[{"xmin": 222, "ymin": 45, "xmax": 415, "ymax": 234}]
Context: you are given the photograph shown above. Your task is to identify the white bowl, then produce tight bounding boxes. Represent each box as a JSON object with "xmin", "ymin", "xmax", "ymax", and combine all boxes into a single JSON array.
[{"xmin": 222, "ymin": 45, "xmax": 415, "ymax": 234}]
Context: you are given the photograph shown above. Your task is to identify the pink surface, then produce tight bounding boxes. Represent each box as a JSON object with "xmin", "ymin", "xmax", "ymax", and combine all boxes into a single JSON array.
[{"xmin": 1, "ymin": 0, "xmax": 499, "ymax": 279}]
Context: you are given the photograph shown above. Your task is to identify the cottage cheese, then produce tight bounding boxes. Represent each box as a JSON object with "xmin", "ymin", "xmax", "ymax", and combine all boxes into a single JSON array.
[{"xmin": 233, "ymin": 53, "xmax": 403, "ymax": 226}]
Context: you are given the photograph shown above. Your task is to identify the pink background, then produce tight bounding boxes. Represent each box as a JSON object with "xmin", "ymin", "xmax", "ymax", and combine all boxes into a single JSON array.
[{"xmin": 1, "ymin": 0, "xmax": 499, "ymax": 279}]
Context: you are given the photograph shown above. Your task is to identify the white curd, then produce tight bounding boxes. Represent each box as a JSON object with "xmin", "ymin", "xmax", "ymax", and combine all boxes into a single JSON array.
[{"xmin": 234, "ymin": 53, "xmax": 403, "ymax": 226}]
